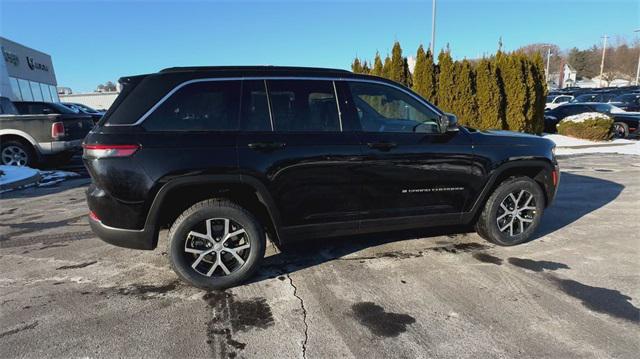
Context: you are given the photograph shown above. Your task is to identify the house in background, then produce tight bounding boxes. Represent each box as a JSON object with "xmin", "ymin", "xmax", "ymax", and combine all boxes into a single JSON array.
[{"xmin": 547, "ymin": 63, "xmax": 577, "ymax": 89}]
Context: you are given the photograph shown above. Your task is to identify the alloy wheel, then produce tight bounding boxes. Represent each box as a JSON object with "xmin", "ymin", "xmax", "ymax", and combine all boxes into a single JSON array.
[
  {"xmin": 496, "ymin": 189, "xmax": 537, "ymax": 237},
  {"xmin": 613, "ymin": 123, "xmax": 626, "ymax": 138},
  {"xmin": 184, "ymin": 218, "xmax": 251, "ymax": 277},
  {"xmin": 1, "ymin": 146, "xmax": 28, "ymax": 166}
]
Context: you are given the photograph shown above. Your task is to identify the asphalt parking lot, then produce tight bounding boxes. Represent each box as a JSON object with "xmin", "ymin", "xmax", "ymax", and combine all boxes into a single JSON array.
[{"xmin": 1, "ymin": 153, "xmax": 639, "ymax": 358}]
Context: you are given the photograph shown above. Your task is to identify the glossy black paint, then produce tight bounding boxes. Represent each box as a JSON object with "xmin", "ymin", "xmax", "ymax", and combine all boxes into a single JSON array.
[{"xmin": 85, "ymin": 66, "xmax": 558, "ymax": 249}]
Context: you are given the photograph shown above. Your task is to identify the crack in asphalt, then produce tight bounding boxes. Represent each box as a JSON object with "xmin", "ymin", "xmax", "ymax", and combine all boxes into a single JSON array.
[{"xmin": 286, "ymin": 273, "xmax": 308, "ymax": 359}]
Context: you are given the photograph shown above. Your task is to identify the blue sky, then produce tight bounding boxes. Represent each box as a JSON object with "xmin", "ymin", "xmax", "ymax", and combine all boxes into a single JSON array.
[{"xmin": 2, "ymin": 0, "xmax": 638, "ymax": 92}]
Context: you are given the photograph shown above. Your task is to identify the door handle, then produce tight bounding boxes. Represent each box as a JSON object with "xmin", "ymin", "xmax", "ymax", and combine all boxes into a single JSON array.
[
  {"xmin": 367, "ymin": 142, "xmax": 397, "ymax": 151},
  {"xmin": 247, "ymin": 142, "xmax": 287, "ymax": 150}
]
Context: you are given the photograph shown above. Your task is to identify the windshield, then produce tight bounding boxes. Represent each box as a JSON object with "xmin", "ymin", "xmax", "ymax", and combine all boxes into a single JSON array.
[
  {"xmin": 613, "ymin": 94, "xmax": 639, "ymax": 103},
  {"xmin": 571, "ymin": 94, "xmax": 595, "ymax": 103},
  {"xmin": 51, "ymin": 103, "xmax": 80, "ymax": 114},
  {"xmin": 546, "ymin": 96, "xmax": 554, "ymax": 103},
  {"xmin": 593, "ymin": 103, "xmax": 625, "ymax": 114}
]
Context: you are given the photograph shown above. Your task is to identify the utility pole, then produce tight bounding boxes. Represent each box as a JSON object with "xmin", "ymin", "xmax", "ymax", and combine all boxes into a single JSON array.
[
  {"xmin": 634, "ymin": 29, "xmax": 640, "ymax": 86},
  {"xmin": 430, "ymin": 0, "xmax": 436, "ymax": 55},
  {"xmin": 545, "ymin": 47, "xmax": 551, "ymax": 83},
  {"xmin": 599, "ymin": 35, "xmax": 608, "ymax": 87}
]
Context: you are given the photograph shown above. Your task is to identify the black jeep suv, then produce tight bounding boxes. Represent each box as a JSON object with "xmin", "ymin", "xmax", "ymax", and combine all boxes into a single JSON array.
[{"xmin": 84, "ymin": 66, "xmax": 559, "ymax": 289}]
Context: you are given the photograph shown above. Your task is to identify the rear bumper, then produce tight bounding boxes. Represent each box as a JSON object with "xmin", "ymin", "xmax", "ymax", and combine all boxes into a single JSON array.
[
  {"xmin": 38, "ymin": 139, "xmax": 83, "ymax": 155},
  {"xmin": 89, "ymin": 215, "xmax": 155, "ymax": 250}
]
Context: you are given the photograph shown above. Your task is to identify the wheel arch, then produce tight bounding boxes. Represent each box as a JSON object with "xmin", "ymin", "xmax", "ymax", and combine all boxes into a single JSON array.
[
  {"xmin": 144, "ymin": 174, "xmax": 282, "ymax": 247},
  {"xmin": 465, "ymin": 158, "xmax": 555, "ymax": 223},
  {"xmin": 0, "ymin": 130, "xmax": 42, "ymax": 158}
]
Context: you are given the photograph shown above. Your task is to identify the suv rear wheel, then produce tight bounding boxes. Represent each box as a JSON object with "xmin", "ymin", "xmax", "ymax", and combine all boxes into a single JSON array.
[
  {"xmin": 475, "ymin": 177, "xmax": 544, "ymax": 246},
  {"xmin": 167, "ymin": 199, "xmax": 266, "ymax": 290}
]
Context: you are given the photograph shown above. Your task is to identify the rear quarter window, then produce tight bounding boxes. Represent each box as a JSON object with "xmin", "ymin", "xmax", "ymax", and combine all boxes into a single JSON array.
[{"xmin": 143, "ymin": 81, "xmax": 241, "ymax": 131}]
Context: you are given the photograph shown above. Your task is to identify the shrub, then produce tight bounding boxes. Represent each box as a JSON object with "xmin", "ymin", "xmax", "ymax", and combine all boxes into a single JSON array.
[{"xmin": 556, "ymin": 112, "xmax": 614, "ymax": 141}]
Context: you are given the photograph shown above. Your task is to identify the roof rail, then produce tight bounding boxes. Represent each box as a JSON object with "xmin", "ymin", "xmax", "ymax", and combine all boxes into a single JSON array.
[{"xmin": 159, "ymin": 65, "xmax": 352, "ymax": 74}]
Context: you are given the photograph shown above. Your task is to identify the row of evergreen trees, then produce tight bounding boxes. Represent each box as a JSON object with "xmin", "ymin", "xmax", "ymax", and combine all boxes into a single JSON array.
[{"xmin": 351, "ymin": 42, "xmax": 547, "ymax": 133}]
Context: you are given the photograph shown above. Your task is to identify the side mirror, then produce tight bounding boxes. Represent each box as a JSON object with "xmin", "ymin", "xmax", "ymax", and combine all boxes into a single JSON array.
[
  {"xmin": 439, "ymin": 113, "xmax": 459, "ymax": 133},
  {"xmin": 42, "ymin": 108, "xmax": 52, "ymax": 114}
]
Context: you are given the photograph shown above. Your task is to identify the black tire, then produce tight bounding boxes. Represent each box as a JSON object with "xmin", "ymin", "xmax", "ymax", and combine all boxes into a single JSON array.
[
  {"xmin": 0, "ymin": 139, "xmax": 36, "ymax": 167},
  {"xmin": 475, "ymin": 177, "xmax": 545, "ymax": 246},
  {"xmin": 167, "ymin": 198, "xmax": 265, "ymax": 290},
  {"xmin": 613, "ymin": 122, "xmax": 629, "ymax": 139}
]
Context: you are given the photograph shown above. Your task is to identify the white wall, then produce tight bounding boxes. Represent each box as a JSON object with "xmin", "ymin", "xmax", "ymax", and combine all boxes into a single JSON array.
[{"xmin": 59, "ymin": 92, "xmax": 119, "ymax": 111}]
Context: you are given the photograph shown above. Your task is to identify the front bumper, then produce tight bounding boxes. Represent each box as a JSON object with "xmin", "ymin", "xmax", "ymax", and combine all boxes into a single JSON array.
[{"xmin": 89, "ymin": 214, "xmax": 155, "ymax": 250}]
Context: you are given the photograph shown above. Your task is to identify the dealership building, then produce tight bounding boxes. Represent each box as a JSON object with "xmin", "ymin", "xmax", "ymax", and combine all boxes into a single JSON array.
[{"xmin": 0, "ymin": 36, "xmax": 59, "ymax": 103}]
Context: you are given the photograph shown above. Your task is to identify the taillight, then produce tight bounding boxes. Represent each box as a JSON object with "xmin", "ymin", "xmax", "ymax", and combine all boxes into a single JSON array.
[
  {"xmin": 552, "ymin": 168, "xmax": 559, "ymax": 186},
  {"xmin": 51, "ymin": 122, "xmax": 65, "ymax": 139},
  {"xmin": 89, "ymin": 211, "xmax": 100, "ymax": 221},
  {"xmin": 83, "ymin": 144, "xmax": 139, "ymax": 158}
]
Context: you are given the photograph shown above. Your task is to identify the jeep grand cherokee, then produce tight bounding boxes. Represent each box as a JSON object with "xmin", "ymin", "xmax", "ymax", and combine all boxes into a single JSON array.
[{"xmin": 84, "ymin": 66, "xmax": 559, "ymax": 289}]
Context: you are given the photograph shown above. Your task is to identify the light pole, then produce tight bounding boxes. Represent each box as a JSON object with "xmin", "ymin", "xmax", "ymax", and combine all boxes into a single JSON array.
[
  {"xmin": 634, "ymin": 29, "xmax": 640, "ymax": 86},
  {"xmin": 545, "ymin": 47, "xmax": 551, "ymax": 84},
  {"xmin": 599, "ymin": 35, "xmax": 608, "ymax": 87},
  {"xmin": 430, "ymin": 0, "xmax": 436, "ymax": 55}
]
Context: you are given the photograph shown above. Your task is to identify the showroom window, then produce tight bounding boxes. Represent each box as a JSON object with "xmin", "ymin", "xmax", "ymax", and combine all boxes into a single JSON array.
[
  {"xmin": 30, "ymin": 81, "xmax": 44, "ymax": 101},
  {"xmin": 17, "ymin": 79, "xmax": 33, "ymax": 101},
  {"xmin": 9, "ymin": 77, "xmax": 22, "ymax": 101},
  {"xmin": 41, "ymin": 83, "xmax": 53, "ymax": 102},
  {"xmin": 49, "ymin": 85, "xmax": 59, "ymax": 102}
]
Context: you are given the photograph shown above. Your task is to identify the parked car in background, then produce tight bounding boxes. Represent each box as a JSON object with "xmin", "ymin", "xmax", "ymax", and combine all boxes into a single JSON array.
[
  {"xmin": 84, "ymin": 66, "xmax": 559, "ymax": 289},
  {"xmin": 545, "ymin": 95, "xmax": 573, "ymax": 109},
  {"xmin": 569, "ymin": 93, "xmax": 618, "ymax": 104},
  {"xmin": 0, "ymin": 97, "xmax": 94, "ymax": 166},
  {"xmin": 544, "ymin": 102, "xmax": 639, "ymax": 138},
  {"xmin": 608, "ymin": 93, "xmax": 640, "ymax": 112},
  {"xmin": 62, "ymin": 102, "xmax": 106, "ymax": 123}
]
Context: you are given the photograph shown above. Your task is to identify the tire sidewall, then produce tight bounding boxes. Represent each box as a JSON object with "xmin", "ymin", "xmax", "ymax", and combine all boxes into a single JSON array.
[
  {"xmin": 168, "ymin": 203, "xmax": 265, "ymax": 290},
  {"xmin": 485, "ymin": 178, "xmax": 545, "ymax": 246}
]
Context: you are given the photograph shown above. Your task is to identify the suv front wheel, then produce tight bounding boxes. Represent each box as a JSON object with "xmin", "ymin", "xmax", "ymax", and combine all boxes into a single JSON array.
[
  {"xmin": 167, "ymin": 199, "xmax": 266, "ymax": 290},
  {"xmin": 475, "ymin": 177, "xmax": 544, "ymax": 246}
]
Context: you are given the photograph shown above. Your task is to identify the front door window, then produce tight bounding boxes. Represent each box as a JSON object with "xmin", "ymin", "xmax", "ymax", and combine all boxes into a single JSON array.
[{"xmin": 347, "ymin": 81, "xmax": 441, "ymax": 134}]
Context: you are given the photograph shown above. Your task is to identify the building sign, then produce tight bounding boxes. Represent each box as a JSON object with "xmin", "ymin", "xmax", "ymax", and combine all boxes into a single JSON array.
[
  {"xmin": 2, "ymin": 46, "xmax": 19, "ymax": 67},
  {"xmin": 0, "ymin": 37, "xmax": 56, "ymax": 85},
  {"xmin": 26, "ymin": 56, "xmax": 49, "ymax": 72}
]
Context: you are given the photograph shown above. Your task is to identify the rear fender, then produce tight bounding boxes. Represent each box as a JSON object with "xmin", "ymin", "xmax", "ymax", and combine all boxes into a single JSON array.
[{"xmin": 144, "ymin": 174, "xmax": 282, "ymax": 247}]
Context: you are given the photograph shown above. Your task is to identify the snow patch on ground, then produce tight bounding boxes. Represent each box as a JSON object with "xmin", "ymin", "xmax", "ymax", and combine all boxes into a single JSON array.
[
  {"xmin": 0, "ymin": 165, "xmax": 39, "ymax": 187},
  {"xmin": 544, "ymin": 134, "xmax": 640, "ymax": 156},
  {"xmin": 0, "ymin": 166, "xmax": 80, "ymax": 192},
  {"xmin": 38, "ymin": 170, "xmax": 80, "ymax": 187}
]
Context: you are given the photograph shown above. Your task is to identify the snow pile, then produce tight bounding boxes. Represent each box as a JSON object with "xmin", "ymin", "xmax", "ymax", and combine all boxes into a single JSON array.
[
  {"xmin": 559, "ymin": 112, "xmax": 611, "ymax": 124},
  {"xmin": 0, "ymin": 165, "xmax": 39, "ymax": 188},
  {"xmin": 544, "ymin": 134, "xmax": 640, "ymax": 156},
  {"xmin": 0, "ymin": 166, "xmax": 80, "ymax": 192}
]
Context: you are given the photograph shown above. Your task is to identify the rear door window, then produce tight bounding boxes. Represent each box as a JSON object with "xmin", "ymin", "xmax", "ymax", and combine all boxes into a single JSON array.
[
  {"xmin": 266, "ymin": 80, "xmax": 341, "ymax": 132},
  {"xmin": 240, "ymin": 80, "xmax": 272, "ymax": 131},
  {"xmin": 143, "ymin": 81, "xmax": 241, "ymax": 131}
]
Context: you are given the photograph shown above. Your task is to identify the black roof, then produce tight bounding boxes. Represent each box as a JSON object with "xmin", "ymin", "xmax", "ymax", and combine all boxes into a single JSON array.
[{"xmin": 159, "ymin": 65, "xmax": 351, "ymax": 75}]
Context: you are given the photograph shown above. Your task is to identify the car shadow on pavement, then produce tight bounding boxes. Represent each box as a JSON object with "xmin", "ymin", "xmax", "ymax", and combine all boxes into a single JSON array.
[
  {"xmin": 249, "ymin": 225, "xmax": 476, "ymax": 284},
  {"xmin": 534, "ymin": 171, "xmax": 624, "ymax": 238},
  {"xmin": 250, "ymin": 171, "xmax": 624, "ymax": 283}
]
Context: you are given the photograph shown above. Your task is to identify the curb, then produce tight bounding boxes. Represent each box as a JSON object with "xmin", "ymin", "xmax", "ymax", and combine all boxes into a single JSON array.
[
  {"xmin": 0, "ymin": 171, "xmax": 41, "ymax": 191},
  {"xmin": 557, "ymin": 143, "xmax": 634, "ymax": 150}
]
